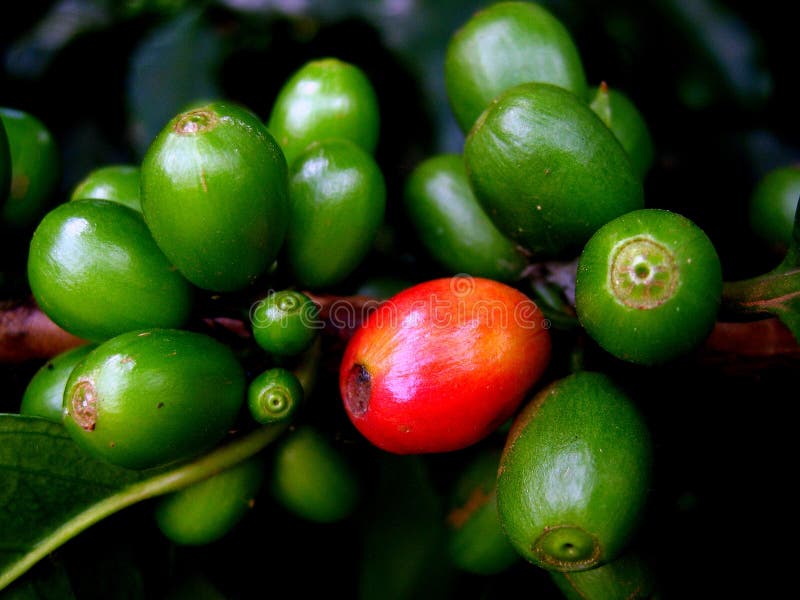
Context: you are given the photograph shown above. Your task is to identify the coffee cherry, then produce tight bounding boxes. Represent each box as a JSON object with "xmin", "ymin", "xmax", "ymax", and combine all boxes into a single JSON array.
[
  {"xmin": 589, "ymin": 83, "xmax": 655, "ymax": 178},
  {"xmin": 749, "ymin": 164, "xmax": 800, "ymax": 252},
  {"xmin": 497, "ymin": 372, "xmax": 652, "ymax": 571},
  {"xmin": 550, "ymin": 552, "xmax": 658, "ymax": 599},
  {"xmin": 155, "ymin": 457, "xmax": 264, "ymax": 545},
  {"xmin": 267, "ymin": 58, "xmax": 380, "ymax": 167},
  {"xmin": 446, "ymin": 450, "xmax": 519, "ymax": 575},
  {"xmin": 404, "ymin": 153, "xmax": 527, "ymax": 282},
  {"xmin": 247, "ymin": 368, "xmax": 303, "ymax": 425},
  {"xmin": 250, "ymin": 290, "xmax": 319, "ymax": 357},
  {"xmin": 445, "ymin": 1, "xmax": 588, "ymax": 133},
  {"xmin": 28, "ymin": 199, "xmax": 193, "ymax": 341},
  {"xmin": 465, "ymin": 83, "xmax": 644, "ymax": 259},
  {"xmin": 286, "ymin": 138, "xmax": 386, "ymax": 288},
  {"xmin": 271, "ymin": 425, "xmax": 359, "ymax": 523},
  {"xmin": 340, "ymin": 277, "xmax": 551, "ymax": 454},
  {"xmin": 0, "ymin": 107, "xmax": 60, "ymax": 228},
  {"xmin": 141, "ymin": 101, "xmax": 289, "ymax": 292},
  {"xmin": 575, "ymin": 208, "xmax": 723, "ymax": 365},
  {"xmin": 71, "ymin": 164, "xmax": 141, "ymax": 212},
  {"xmin": 20, "ymin": 344, "xmax": 96, "ymax": 422},
  {"xmin": 63, "ymin": 329, "xmax": 246, "ymax": 470}
]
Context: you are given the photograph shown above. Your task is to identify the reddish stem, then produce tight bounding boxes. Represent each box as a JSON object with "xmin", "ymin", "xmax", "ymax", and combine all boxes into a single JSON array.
[
  {"xmin": 0, "ymin": 294, "xmax": 383, "ymax": 363},
  {"xmin": 0, "ymin": 300, "xmax": 86, "ymax": 363},
  {"xmin": 2, "ymin": 298, "xmax": 797, "ymax": 366}
]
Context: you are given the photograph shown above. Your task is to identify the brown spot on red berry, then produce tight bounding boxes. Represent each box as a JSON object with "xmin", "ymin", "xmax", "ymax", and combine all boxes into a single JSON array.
[{"xmin": 345, "ymin": 363, "xmax": 371, "ymax": 417}]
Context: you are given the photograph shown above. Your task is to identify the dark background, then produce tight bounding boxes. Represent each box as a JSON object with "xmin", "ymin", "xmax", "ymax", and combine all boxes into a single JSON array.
[{"xmin": 2, "ymin": 1, "xmax": 798, "ymax": 598}]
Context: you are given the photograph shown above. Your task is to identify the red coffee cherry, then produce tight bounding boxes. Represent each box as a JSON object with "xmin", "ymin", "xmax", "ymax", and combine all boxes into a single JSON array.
[{"xmin": 339, "ymin": 277, "xmax": 551, "ymax": 454}]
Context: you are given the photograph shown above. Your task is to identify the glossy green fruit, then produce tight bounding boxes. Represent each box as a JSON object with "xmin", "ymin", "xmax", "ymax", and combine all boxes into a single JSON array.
[
  {"xmin": 0, "ymin": 107, "xmax": 60, "ymax": 228},
  {"xmin": 445, "ymin": 1, "xmax": 588, "ymax": 133},
  {"xmin": 589, "ymin": 83, "xmax": 655, "ymax": 178},
  {"xmin": 20, "ymin": 344, "xmax": 96, "ymax": 422},
  {"xmin": 247, "ymin": 368, "xmax": 303, "ymax": 425},
  {"xmin": 446, "ymin": 450, "xmax": 519, "ymax": 575},
  {"xmin": 497, "ymin": 372, "xmax": 652, "ymax": 571},
  {"xmin": 287, "ymin": 138, "xmax": 386, "ymax": 288},
  {"xmin": 142, "ymin": 101, "xmax": 289, "ymax": 291},
  {"xmin": 71, "ymin": 164, "xmax": 141, "ymax": 212},
  {"xmin": 155, "ymin": 457, "xmax": 264, "ymax": 545},
  {"xmin": 749, "ymin": 165, "xmax": 800, "ymax": 252},
  {"xmin": 405, "ymin": 154, "xmax": 527, "ymax": 281},
  {"xmin": 267, "ymin": 58, "xmax": 380, "ymax": 167},
  {"xmin": 28, "ymin": 199, "xmax": 193, "ymax": 341},
  {"xmin": 0, "ymin": 117, "xmax": 9, "ymax": 206},
  {"xmin": 575, "ymin": 209, "xmax": 723, "ymax": 365},
  {"xmin": 63, "ymin": 329, "xmax": 246, "ymax": 470},
  {"xmin": 465, "ymin": 83, "xmax": 643, "ymax": 259},
  {"xmin": 250, "ymin": 290, "xmax": 319, "ymax": 356},
  {"xmin": 550, "ymin": 552, "xmax": 659, "ymax": 599},
  {"xmin": 271, "ymin": 425, "xmax": 359, "ymax": 523}
]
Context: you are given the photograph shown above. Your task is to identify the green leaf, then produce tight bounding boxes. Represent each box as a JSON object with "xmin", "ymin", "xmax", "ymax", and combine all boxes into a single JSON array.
[{"xmin": 0, "ymin": 415, "xmax": 285, "ymax": 591}]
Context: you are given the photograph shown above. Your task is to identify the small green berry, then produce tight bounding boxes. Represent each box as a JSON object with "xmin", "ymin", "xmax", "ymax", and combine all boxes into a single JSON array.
[
  {"xmin": 247, "ymin": 368, "xmax": 303, "ymax": 425},
  {"xmin": 250, "ymin": 290, "xmax": 319, "ymax": 357}
]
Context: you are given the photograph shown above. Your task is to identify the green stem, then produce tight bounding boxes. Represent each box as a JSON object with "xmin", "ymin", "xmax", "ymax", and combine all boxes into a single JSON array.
[
  {"xmin": 722, "ymin": 266, "xmax": 800, "ymax": 316},
  {"xmin": 0, "ymin": 423, "xmax": 286, "ymax": 591}
]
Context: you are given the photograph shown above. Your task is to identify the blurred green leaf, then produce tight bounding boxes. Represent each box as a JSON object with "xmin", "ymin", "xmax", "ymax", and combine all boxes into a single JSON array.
[
  {"xmin": 358, "ymin": 455, "xmax": 455, "ymax": 600},
  {"xmin": 126, "ymin": 7, "xmax": 226, "ymax": 156},
  {"xmin": 658, "ymin": 0, "xmax": 772, "ymax": 109},
  {"xmin": 0, "ymin": 559, "xmax": 75, "ymax": 600}
]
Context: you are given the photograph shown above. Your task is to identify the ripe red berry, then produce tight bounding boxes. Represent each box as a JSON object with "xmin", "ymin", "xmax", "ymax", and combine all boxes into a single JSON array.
[{"xmin": 339, "ymin": 277, "xmax": 551, "ymax": 454}]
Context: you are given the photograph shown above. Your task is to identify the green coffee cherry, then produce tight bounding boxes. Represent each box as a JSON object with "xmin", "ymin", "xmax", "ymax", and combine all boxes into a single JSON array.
[
  {"xmin": 155, "ymin": 457, "xmax": 264, "ymax": 545},
  {"xmin": 63, "ymin": 329, "xmax": 246, "ymax": 470},
  {"xmin": 142, "ymin": 101, "xmax": 289, "ymax": 292},
  {"xmin": 28, "ymin": 199, "xmax": 193, "ymax": 341},
  {"xmin": 0, "ymin": 117, "xmax": 9, "ymax": 206},
  {"xmin": 71, "ymin": 164, "xmax": 141, "ymax": 212},
  {"xmin": 749, "ymin": 165, "xmax": 800, "ymax": 252},
  {"xmin": 250, "ymin": 290, "xmax": 319, "ymax": 357},
  {"xmin": 0, "ymin": 107, "xmax": 60, "ymax": 228},
  {"xmin": 271, "ymin": 425, "xmax": 359, "ymax": 523},
  {"xmin": 446, "ymin": 450, "xmax": 519, "ymax": 575},
  {"xmin": 550, "ymin": 552, "xmax": 659, "ymax": 599},
  {"xmin": 575, "ymin": 209, "xmax": 723, "ymax": 365},
  {"xmin": 404, "ymin": 154, "xmax": 527, "ymax": 281},
  {"xmin": 589, "ymin": 83, "xmax": 655, "ymax": 178},
  {"xmin": 20, "ymin": 344, "xmax": 96, "ymax": 422},
  {"xmin": 445, "ymin": 1, "xmax": 588, "ymax": 133},
  {"xmin": 287, "ymin": 139, "xmax": 386, "ymax": 288},
  {"xmin": 465, "ymin": 83, "xmax": 643, "ymax": 259},
  {"xmin": 497, "ymin": 372, "xmax": 652, "ymax": 572},
  {"xmin": 247, "ymin": 368, "xmax": 303, "ymax": 425},
  {"xmin": 267, "ymin": 58, "xmax": 380, "ymax": 167}
]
